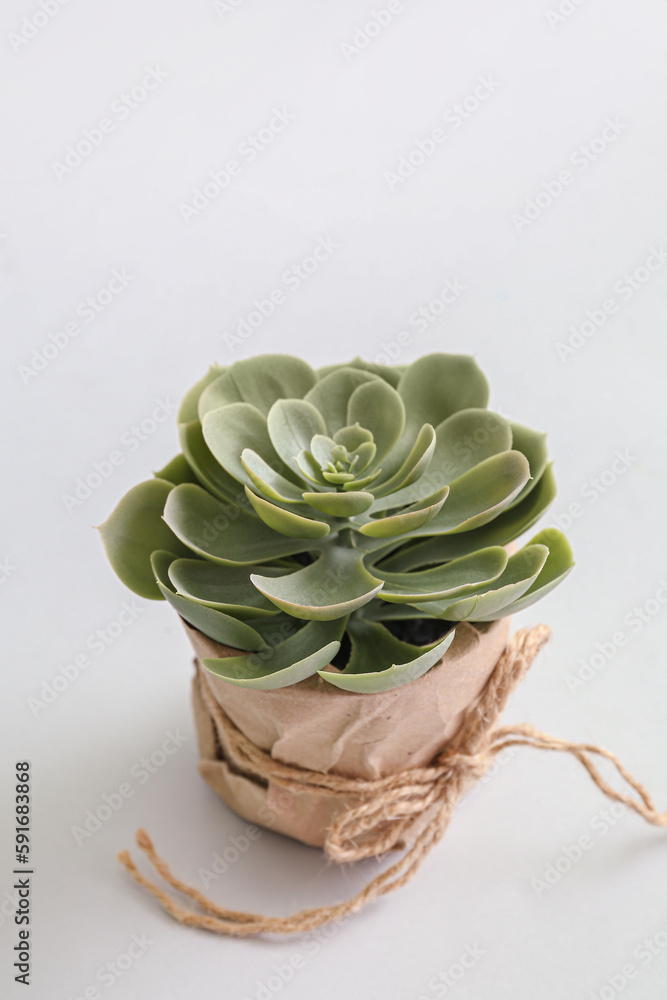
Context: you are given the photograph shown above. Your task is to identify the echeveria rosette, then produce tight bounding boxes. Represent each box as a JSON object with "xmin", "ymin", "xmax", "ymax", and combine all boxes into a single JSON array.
[{"xmin": 99, "ymin": 354, "xmax": 573, "ymax": 693}]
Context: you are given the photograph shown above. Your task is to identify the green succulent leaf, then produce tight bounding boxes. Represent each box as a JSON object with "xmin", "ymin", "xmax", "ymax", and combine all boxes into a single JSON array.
[
  {"xmin": 374, "ymin": 547, "xmax": 508, "ymax": 602},
  {"xmin": 151, "ymin": 550, "xmax": 266, "ymax": 649},
  {"xmin": 319, "ymin": 618, "xmax": 455, "ymax": 693},
  {"xmin": 373, "ymin": 424, "xmax": 436, "ymax": 497},
  {"xmin": 347, "ymin": 379, "xmax": 405, "ymax": 461},
  {"xmin": 429, "ymin": 408, "xmax": 513, "ymax": 484},
  {"xmin": 267, "ymin": 399, "xmax": 328, "ymax": 477},
  {"xmin": 202, "ymin": 403, "xmax": 283, "ymax": 487},
  {"xmin": 179, "ymin": 421, "xmax": 243, "ymax": 502},
  {"xmin": 506, "ymin": 421, "xmax": 549, "ymax": 508},
  {"xmin": 473, "ymin": 528, "xmax": 574, "ymax": 620},
  {"xmin": 168, "ymin": 559, "xmax": 283, "ymax": 619},
  {"xmin": 241, "ymin": 448, "xmax": 306, "ymax": 504},
  {"xmin": 251, "ymin": 546, "xmax": 383, "ymax": 620},
  {"xmin": 304, "ymin": 367, "xmax": 377, "ymax": 434},
  {"xmin": 359, "ymin": 485, "xmax": 449, "ymax": 538},
  {"xmin": 411, "ymin": 451, "xmax": 531, "ymax": 536},
  {"xmin": 153, "ymin": 453, "xmax": 199, "ymax": 487},
  {"xmin": 203, "ymin": 619, "xmax": 344, "ymax": 689},
  {"xmin": 98, "ymin": 479, "xmax": 191, "ymax": 600},
  {"xmin": 198, "ymin": 355, "xmax": 317, "ymax": 419},
  {"xmin": 398, "ymin": 353, "xmax": 490, "ymax": 434},
  {"xmin": 318, "ymin": 357, "xmax": 402, "ymax": 388},
  {"xmin": 302, "ymin": 490, "xmax": 374, "ymax": 517},
  {"xmin": 163, "ymin": 483, "xmax": 313, "ymax": 565},
  {"xmin": 178, "ymin": 365, "xmax": 225, "ymax": 424},
  {"xmin": 380, "ymin": 463, "xmax": 558, "ymax": 570},
  {"xmin": 244, "ymin": 487, "xmax": 330, "ymax": 539},
  {"xmin": 418, "ymin": 543, "xmax": 549, "ymax": 620}
]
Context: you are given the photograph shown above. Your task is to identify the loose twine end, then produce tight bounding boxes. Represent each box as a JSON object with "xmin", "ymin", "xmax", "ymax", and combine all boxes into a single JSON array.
[{"xmin": 118, "ymin": 625, "xmax": 667, "ymax": 937}]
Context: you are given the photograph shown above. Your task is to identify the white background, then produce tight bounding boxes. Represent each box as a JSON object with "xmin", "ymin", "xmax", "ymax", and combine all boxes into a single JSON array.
[{"xmin": 2, "ymin": 1, "xmax": 667, "ymax": 997}]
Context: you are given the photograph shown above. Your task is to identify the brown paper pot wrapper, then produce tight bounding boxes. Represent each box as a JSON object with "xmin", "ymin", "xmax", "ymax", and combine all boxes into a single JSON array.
[{"xmin": 186, "ymin": 617, "xmax": 511, "ymax": 849}]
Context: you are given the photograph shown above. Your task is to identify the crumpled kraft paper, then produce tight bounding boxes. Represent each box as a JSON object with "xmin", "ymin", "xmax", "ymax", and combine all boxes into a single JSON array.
[{"xmin": 186, "ymin": 617, "xmax": 511, "ymax": 848}]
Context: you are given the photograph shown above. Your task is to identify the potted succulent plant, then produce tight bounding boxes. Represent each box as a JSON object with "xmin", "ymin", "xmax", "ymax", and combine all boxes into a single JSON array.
[{"xmin": 100, "ymin": 353, "xmax": 573, "ymax": 846}]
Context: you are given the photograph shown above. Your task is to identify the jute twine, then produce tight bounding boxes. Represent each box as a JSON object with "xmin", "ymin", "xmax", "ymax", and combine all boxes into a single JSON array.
[{"xmin": 118, "ymin": 625, "xmax": 667, "ymax": 937}]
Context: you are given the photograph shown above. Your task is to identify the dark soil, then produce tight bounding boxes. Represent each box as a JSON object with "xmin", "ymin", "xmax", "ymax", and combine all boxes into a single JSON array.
[
  {"xmin": 330, "ymin": 617, "xmax": 454, "ymax": 670},
  {"xmin": 384, "ymin": 617, "xmax": 455, "ymax": 646}
]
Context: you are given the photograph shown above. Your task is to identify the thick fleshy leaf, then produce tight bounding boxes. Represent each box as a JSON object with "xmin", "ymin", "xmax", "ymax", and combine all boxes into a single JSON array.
[
  {"xmin": 168, "ymin": 559, "xmax": 283, "ymax": 619},
  {"xmin": 372, "ymin": 405, "xmax": 509, "ymax": 509},
  {"xmin": 202, "ymin": 403, "xmax": 284, "ymax": 487},
  {"xmin": 380, "ymin": 463, "xmax": 558, "ymax": 570},
  {"xmin": 343, "ymin": 469, "xmax": 382, "ymax": 491},
  {"xmin": 409, "ymin": 451, "xmax": 530, "ymax": 536},
  {"xmin": 203, "ymin": 619, "xmax": 344, "ymax": 689},
  {"xmin": 373, "ymin": 424, "xmax": 436, "ymax": 498},
  {"xmin": 179, "ymin": 421, "xmax": 243, "ymax": 502},
  {"xmin": 241, "ymin": 448, "xmax": 306, "ymax": 503},
  {"xmin": 251, "ymin": 546, "xmax": 383, "ymax": 620},
  {"xmin": 244, "ymin": 487, "xmax": 330, "ymax": 539},
  {"xmin": 304, "ymin": 367, "xmax": 377, "ymax": 434},
  {"xmin": 318, "ymin": 357, "xmax": 402, "ymax": 389},
  {"xmin": 333, "ymin": 425, "xmax": 373, "ymax": 450},
  {"xmin": 359, "ymin": 486, "xmax": 449, "ymax": 538},
  {"xmin": 163, "ymin": 483, "xmax": 313, "ymax": 565},
  {"xmin": 309, "ymin": 434, "xmax": 338, "ymax": 468},
  {"xmin": 418, "ymin": 544, "xmax": 549, "ymax": 620},
  {"xmin": 398, "ymin": 353, "xmax": 490, "ymax": 435},
  {"xmin": 506, "ymin": 421, "xmax": 549, "ymax": 507},
  {"xmin": 295, "ymin": 450, "xmax": 329, "ymax": 486},
  {"xmin": 178, "ymin": 365, "xmax": 225, "ymax": 424},
  {"xmin": 347, "ymin": 379, "xmax": 405, "ymax": 461},
  {"xmin": 302, "ymin": 491, "xmax": 374, "ymax": 517},
  {"xmin": 375, "ymin": 547, "xmax": 508, "ymax": 602},
  {"xmin": 98, "ymin": 479, "xmax": 191, "ymax": 600},
  {"xmin": 153, "ymin": 453, "xmax": 199, "ymax": 486},
  {"xmin": 319, "ymin": 618, "xmax": 455, "ymax": 692},
  {"xmin": 266, "ymin": 399, "xmax": 327, "ymax": 476},
  {"xmin": 361, "ymin": 602, "xmax": 441, "ymax": 622},
  {"xmin": 428, "ymin": 408, "xmax": 513, "ymax": 484},
  {"xmin": 151, "ymin": 551, "xmax": 266, "ymax": 649},
  {"xmin": 198, "ymin": 355, "xmax": 316, "ymax": 418},
  {"xmin": 473, "ymin": 528, "xmax": 574, "ymax": 620}
]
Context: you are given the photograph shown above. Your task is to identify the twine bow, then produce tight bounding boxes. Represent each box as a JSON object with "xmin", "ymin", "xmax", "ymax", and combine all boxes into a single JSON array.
[{"xmin": 118, "ymin": 625, "xmax": 667, "ymax": 937}]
